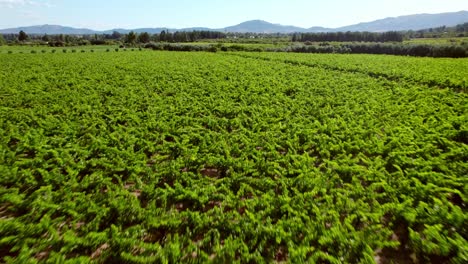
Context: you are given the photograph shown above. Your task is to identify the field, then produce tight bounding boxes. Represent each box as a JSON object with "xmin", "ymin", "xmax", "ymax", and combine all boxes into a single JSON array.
[
  {"xmin": 405, "ymin": 37, "xmax": 468, "ymax": 45},
  {"xmin": 0, "ymin": 51, "xmax": 467, "ymax": 263},
  {"xmin": 0, "ymin": 45, "xmax": 118, "ymax": 53},
  {"xmin": 234, "ymin": 53, "xmax": 468, "ymax": 91}
]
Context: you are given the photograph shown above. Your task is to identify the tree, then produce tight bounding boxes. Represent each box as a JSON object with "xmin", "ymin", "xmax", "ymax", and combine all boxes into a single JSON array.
[
  {"xmin": 64, "ymin": 35, "xmax": 72, "ymax": 43},
  {"xmin": 173, "ymin": 31, "xmax": 187, "ymax": 42},
  {"xmin": 0, "ymin": 34, "xmax": 5, "ymax": 45},
  {"xmin": 126, "ymin": 31, "xmax": 137, "ymax": 44},
  {"xmin": 159, "ymin": 30, "xmax": 167, "ymax": 42},
  {"xmin": 55, "ymin": 34, "xmax": 64, "ymax": 42},
  {"xmin": 112, "ymin": 31, "xmax": 122, "ymax": 40},
  {"xmin": 456, "ymin": 23, "xmax": 468, "ymax": 32},
  {"xmin": 42, "ymin": 34, "xmax": 50, "ymax": 42},
  {"xmin": 18, "ymin": 30, "xmax": 28, "ymax": 41},
  {"xmin": 138, "ymin": 32, "xmax": 150, "ymax": 43},
  {"xmin": 292, "ymin": 33, "xmax": 297, "ymax": 42}
]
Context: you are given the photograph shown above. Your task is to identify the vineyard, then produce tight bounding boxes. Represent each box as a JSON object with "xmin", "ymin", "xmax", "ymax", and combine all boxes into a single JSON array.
[{"xmin": 0, "ymin": 51, "xmax": 467, "ymax": 263}]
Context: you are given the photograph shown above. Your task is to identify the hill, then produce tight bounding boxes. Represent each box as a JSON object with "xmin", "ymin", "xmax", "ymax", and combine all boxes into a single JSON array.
[
  {"xmin": 0, "ymin": 24, "xmax": 98, "ymax": 35},
  {"xmin": 1, "ymin": 11, "xmax": 467, "ymax": 34},
  {"xmin": 223, "ymin": 20, "xmax": 306, "ymax": 33},
  {"xmin": 335, "ymin": 11, "xmax": 468, "ymax": 32}
]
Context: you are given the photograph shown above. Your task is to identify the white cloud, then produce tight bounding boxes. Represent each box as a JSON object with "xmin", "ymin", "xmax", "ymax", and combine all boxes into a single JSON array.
[{"xmin": 0, "ymin": 0, "xmax": 52, "ymax": 8}]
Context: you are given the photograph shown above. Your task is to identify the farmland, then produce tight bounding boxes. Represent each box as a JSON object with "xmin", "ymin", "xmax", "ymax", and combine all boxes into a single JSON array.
[{"xmin": 0, "ymin": 51, "xmax": 467, "ymax": 263}]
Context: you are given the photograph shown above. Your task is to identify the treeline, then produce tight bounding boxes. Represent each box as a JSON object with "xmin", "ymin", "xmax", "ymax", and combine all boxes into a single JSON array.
[
  {"xmin": 143, "ymin": 42, "xmax": 467, "ymax": 58},
  {"xmin": 143, "ymin": 43, "xmax": 265, "ymax": 52},
  {"xmin": 0, "ymin": 30, "xmax": 227, "ymax": 46},
  {"xmin": 290, "ymin": 22, "xmax": 468, "ymax": 43},
  {"xmin": 156, "ymin": 30, "xmax": 226, "ymax": 42},
  {"xmin": 143, "ymin": 43, "xmax": 219, "ymax": 52},
  {"xmin": 2, "ymin": 32, "xmax": 106, "ymax": 45},
  {"xmin": 293, "ymin": 31, "xmax": 404, "ymax": 42},
  {"xmin": 276, "ymin": 43, "xmax": 467, "ymax": 58},
  {"xmin": 407, "ymin": 22, "xmax": 468, "ymax": 38}
]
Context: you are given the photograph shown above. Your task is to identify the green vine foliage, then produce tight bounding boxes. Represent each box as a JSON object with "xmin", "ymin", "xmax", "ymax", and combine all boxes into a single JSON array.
[{"xmin": 0, "ymin": 51, "xmax": 467, "ymax": 263}]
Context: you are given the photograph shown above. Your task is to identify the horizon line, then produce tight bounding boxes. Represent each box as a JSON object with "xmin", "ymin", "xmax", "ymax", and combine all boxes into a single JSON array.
[{"xmin": 1, "ymin": 10, "xmax": 467, "ymax": 32}]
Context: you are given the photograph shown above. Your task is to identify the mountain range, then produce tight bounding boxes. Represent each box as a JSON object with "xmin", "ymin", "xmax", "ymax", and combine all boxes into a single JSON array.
[{"xmin": 1, "ymin": 11, "xmax": 467, "ymax": 34}]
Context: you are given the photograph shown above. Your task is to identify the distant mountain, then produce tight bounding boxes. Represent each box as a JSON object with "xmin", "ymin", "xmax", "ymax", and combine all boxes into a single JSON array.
[
  {"xmin": 1, "ymin": 11, "xmax": 467, "ymax": 34},
  {"xmin": 0, "ymin": 24, "xmax": 98, "ymax": 35},
  {"xmin": 335, "ymin": 11, "xmax": 468, "ymax": 32},
  {"xmin": 308, "ymin": 26, "xmax": 333, "ymax": 33},
  {"xmin": 102, "ymin": 28, "xmax": 172, "ymax": 34},
  {"xmin": 223, "ymin": 20, "xmax": 305, "ymax": 33},
  {"xmin": 180, "ymin": 27, "xmax": 213, "ymax": 32}
]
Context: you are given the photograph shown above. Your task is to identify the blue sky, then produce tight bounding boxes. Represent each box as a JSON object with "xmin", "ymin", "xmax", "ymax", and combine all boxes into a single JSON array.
[{"xmin": 0, "ymin": 0, "xmax": 467, "ymax": 30}]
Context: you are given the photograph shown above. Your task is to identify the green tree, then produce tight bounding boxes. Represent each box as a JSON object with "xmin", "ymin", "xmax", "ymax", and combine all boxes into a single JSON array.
[
  {"xmin": 292, "ymin": 33, "xmax": 297, "ymax": 42},
  {"xmin": 18, "ymin": 30, "xmax": 28, "ymax": 41},
  {"xmin": 173, "ymin": 31, "xmax": 188, "ymax": 42},
  {"xmin": 112, "ymin": 31, "xmax": 122, "ymax": 40},
  {"xmin": 64, "ymin": 35, "xmax": 71, "ymax": 43},
  {"xmin": 56, "ymin": 34, "xmax": 64, "ymax": 42},
  {"xmin": 456, "ymin": 23, "xmax": 468, "ymax": 32},
  {"xmin": 159, "ymin": 30, "xmax": 167, "ymax": 42},
  {"xmin": 126, "ymin": 31, "xmax": 137, "ymax": 44},
  {"xmin": 138, "ymin": 32, "xmax": 150, "ymax": 43},
  {"xmin": 0, "ymin": 34, "xmax": 5, "ymax": 45},
  {"xmin": 42, "ymin": 34, "xmax": 50, "ymax": 42}
]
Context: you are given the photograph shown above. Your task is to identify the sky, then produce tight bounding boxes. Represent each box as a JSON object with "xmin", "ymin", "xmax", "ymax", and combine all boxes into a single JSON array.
[{"xmin": 0, "ymin": 0, "xmax": 467, "ymax": 30}]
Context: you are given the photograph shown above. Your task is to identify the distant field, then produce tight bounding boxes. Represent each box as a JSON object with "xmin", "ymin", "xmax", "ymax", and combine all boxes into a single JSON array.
[
  {"xmin": 0, "ymin": 42, "xmax": 289, "ymax": 53},
  {"xmin": 405, "ymin": 37, "xmax": 468, "ymax": 45},
  {"xmin": 0, "ymin": 45, "xmax": 126, "ymax": 53},
  {"xmin": 1, "ymin": 51, "xmax": 467, "ymax": 263},
  {"xmin": 234, "ymin": 52, "xmax": 468, "ymax": 91},
  {"xmin": 2, "ymin": 38, "xmax": 467, "ymax": 57}
]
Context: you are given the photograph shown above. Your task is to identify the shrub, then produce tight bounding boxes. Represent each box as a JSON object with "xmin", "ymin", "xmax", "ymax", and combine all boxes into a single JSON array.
[
  {"xmin": 81, "ymin": 50, "xmax": 85, "ymax": 53},
  {"xmin": 78, "ymin": 40, "xmax": 90, "ymax": 46},
  {"xmin": 71, "ymin": 49, "xmax": 76, "ymax": 53},
  {"xmin": 63, "ymin": 49, "xmax": 67, "ymax": 53},
  {"xmin": 90, "ymin": 49, "xmax": 94, "ymax": 52},
  {"xmin": 229, "ymin": 45, "xmax": 246, "ymax": 51},
  {"xmin": 31, "ymin": 50, "xmax": 36, "ymax": 54},
  {"xmin": 49, "ymin": 41, "xmax": 64, "ymax": 47},
  {"xmin": 51, "ymin": 50, "xmax": 56, "ymax": 53},
  {"xmin": 144, "ymin": 43, "xmax": 162, "ymax": 50},
  {"xmin": 8, "ymin": 51, "xmax": 13, "ymax": 54},
  {"xmin": 41, "ymin": 50, "xmax": 46, "ymax": 53},
  {"xmin": 90, "ymin": 40, "xmax": 107, "ymax": 45},
  {"xmin": 106, "ymin": 49, "xmax": 110, "ymax": 52},
  {"xmin": 115, "ymin": 48, "xmax": 119, "ymax": 52}
]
